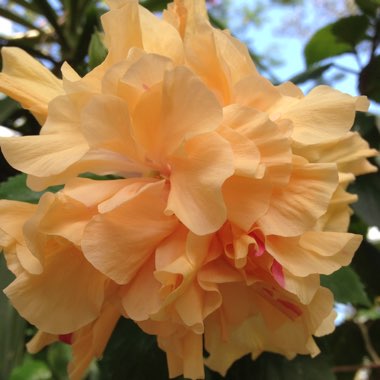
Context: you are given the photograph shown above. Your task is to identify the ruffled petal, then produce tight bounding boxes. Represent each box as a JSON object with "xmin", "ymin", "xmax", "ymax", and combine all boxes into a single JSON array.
[
  {"xmin": 138, "ymin": 5, "xmax": 184, "ymax": 63},
  {"xmin": 68, "ymin": 301, "xmax": 120, "ymax": 380},
  {"xmin": 267, "ymin": 231, "xmax": 362, "ymax": 277},
  {"xmin": 158, "ymin": 328, "xmax": 204, "ymax": 380},
  {"xmin": 234, "ymin": 74, "xmax": 282, "ymax": 111},
  {"xmin": 117, "ymin": 53, "xmax": 175, "ymax": 111},
  {"xmin": 79, "ymin": 94, "xmax": 148, "ymax": 174},
  {"xmin": 102, "ymin": 1, "xmax": 143, "ymax": 63},
  {"xmin": 223, "ymin": 176, "xmax": 272, "ymax": 232},
  {"xmin": 223, "ymin": 105, "xmax": 292, "ymax": 185},
  {"xmin": 4, "ymin": 243, "xmax": 107, "ymax": 334},
  {"xmin": 0, "ymin": 200, "xmax": 40, "ymax": 274},
  {"xmin": 272, "ymin": 86, "xmax": 365, "ymax": 144},
  {"xmin": 167, "ymin": 132, "xmax": 234, "ymax": 235},
  {"xmin": 103, "ymin": 1, "xmax": 183, "ymax": 64},
  {"xmin": 0, "ymin": 94, "xmax": 88, "ymax": 188},
  {"xmin": 82, "ymin": 180, "xmax": 178, "ymax": 284},
  {"xmin": 133, "ymin": 66, "xmax": 222, "ymax": 159},
  {"xmin": 258, "ymin": 159, "xmax": 339, "ymax": 236},
  {"xmin": 184, "ymin": 23, "xmax": 232, "ymax": 104}
]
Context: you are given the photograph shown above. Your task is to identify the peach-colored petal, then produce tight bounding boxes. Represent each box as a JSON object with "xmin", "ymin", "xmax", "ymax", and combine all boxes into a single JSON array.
[
  {"xmin": 103, "ymin": 1, "xmax": 183, "ymax": 64},
  {"xmin": 133, "ymin": 66, "xmax": 222, "ymax": 159},
  {"xmin": 82, "ymin": 180, "xmax": 178, "ymax": 284},
  {"xmin": 117, "ymin": 53, "xmax": 175, "ymax": 111},
  {"xmin": 267, "ymin": 231, "xmax": 362, "ymax": 277},
  {"xmin": 158, "ymin": 329, "xmax": 204, "ymax": 380},
  {"xmin": 121, "ymin": 255, "xmax": 162, "ymax": 320},
  {"xmin": 296, "ymin": 132, "xmax": 378, "ymax": 176},
  {"xmin": 165, "ymin": 0, "xmax": 209, "ymax": 38},
  {"xmin": 80, "ymin": 94, "xmax": 146, "ymax": 173},
  {"xmin": 167, "ymin": 132, "xmax": 234, "ymax": 235},
  {"xmin": 0, "ymin": 200, "xmax": 41, "ymax": 274},
  {"xmin": 102, "ymin": 1, "xmax": 142, "ymax": 63},
  {"xmin": 32, "ymin": 194, "xmax": 91, "ymax": 247},
  {"xmin": 26, "ymin": 331, "xmax": 58, "ymax": 354},
  {"xmin": 0, "ymin": 200, "xmax": 35, "ymax": 243},
  {"xmin": 68, "ymin": 301, "xmax": 121, "ymax": 380},
  {"xmin": 138, "ymin": 5, "xmax": 184, "ymax": 63},
  {"xmin": 258, "ymin": 159, "xmax": 339, "ymax": 236},
  {"xmin": 213, "ymin": 29, "xmax": 257, "ymax": 85},
  {"xmin": 223, "ymin": 105, "xmax": 292, "ymax": 185},
  {"xmin": 205, "ymin": 285, "xmax": 334, "ymax": 375},
  {"xmin": 4, "ymin": 243, "xmax": 107, "ymax": 334},
  {"xmin": 273, "ymin": 86, "xmax": 363, "ymax": 144},
  {"xmin": 282, "ymin": 269, "xmax": 320, "ymax": 304},
  {"xmin": 234, "ymin": 74, "xmax": 282, "ymax": 111},
  {"xmin": 223, "ymin": 176, "xmax": 272, "ymax": 232},
  {"xmin": 26, "ymin": 149, "xmax": 147, "ymax": 191},
  {"xmin": 184, "ymin": 23, "xmax": 232, "ymax": 104},
  {"xmin": 0, "ymin": 47, "xmax": 64, "ymax": 124},
  {"xmin": 0, "ymin": 94, "xmax": 88, "ymax": 187},
  {"xmin": 217, "ymin": 125, "xmax": 261, "ymax": 177},
  {"xmin": 316, "ymin": 185, "xmax": 357, "ymax": 232},
  {"xmin": 152, "ymin": 230, "xmax": 222, "ymax": 331}
]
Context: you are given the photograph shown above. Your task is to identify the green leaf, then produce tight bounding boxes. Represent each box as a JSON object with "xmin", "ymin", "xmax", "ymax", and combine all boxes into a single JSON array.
[
  {"xmin": 0, "ymin": 256, "xmax": 26, "ymax": 380},
  {"xmin": 351, "ymin": 239, "xmax": 380, "ymax": 300},
  {"xmin": 98, "ymin": 318, "xmax": 169, "ymax": 380},
  {"xmin": 359, "ymin": 55, "xmax": 380, "ymax": 102},
  {"xmin": 304, "ymin": 16, "xmax": 369, "ymax": 66},
  {"xmin": 349, "ymin": 173, "xmax": 380, "ymax": 228},
  {"xmin": 88, "ymin": 31, "xmax": 108, "ymax": 70},
  {"xmin": 288, "ymin": 63, "xmax": 332, "ymax": 85},
  {"xmin": 0, "ymin": 97, "xmax": 20, "ymax": 124},
  {"xmin": 321, "ymin": 266, "xmax": 371, "ymax": 307},
  {"xmin": 10, "ymin": 357, "xmax": 52, "ymax": 380},
  {"xmin": 353, "ymin": 112, "xmax": 380, "ymax": 150},
  {"xmin": 0, "ymin": 174, "xmax": 62, "ymax": 204},
  {"xmin": 140, "ymin": 0, "xmax": 170, "ymax": 12},
  {"xmin": 356, "ymin": 305, "xmax": 380, "ymax": 321},
  {"xmin": 355, "ymin": 0, "xmax": 380, "ymax": 16},
  {"xmin": 46, "ymin": 343, "xmax": 71, "ymax": 380}
]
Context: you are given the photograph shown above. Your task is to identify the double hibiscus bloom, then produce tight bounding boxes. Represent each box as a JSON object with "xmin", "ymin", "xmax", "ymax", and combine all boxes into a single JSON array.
[{"xmin": 0, "ymin": 0, "xmax": 377, "ymax": 379}]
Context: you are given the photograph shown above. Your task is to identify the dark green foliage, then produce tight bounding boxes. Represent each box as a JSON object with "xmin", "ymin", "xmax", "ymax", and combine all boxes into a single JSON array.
[
  {"xmin": 350, "ymin": 173, "xmax": 380, "ymax": 229},
  {"xmin": 321, "ymin": 266, "xmax": 371, "ymax": 307},
  {"xmin": 304, "ymin": 16, "xmax": 369, "ymax": 66},
  {"xmin": 351, "ymin": 240, "xmax": 380, "ymax": 300},
  {"xmin": 98, "ymin": 318, "xmax": 170, "ymax": 380},
  {"xmin": 0, "ymin": 173, "xmax": 62, "ymax": 203},
  {"xmin": 88, "ymin": 31, "xmax": 108, "ymax": 70},
  {"xmin": 359, "ymin": 55, "xmax": 380, "ymax": 103},
  {"xmin": 355, "ymin": 0, "xmax": 380, "ymax": 16}
]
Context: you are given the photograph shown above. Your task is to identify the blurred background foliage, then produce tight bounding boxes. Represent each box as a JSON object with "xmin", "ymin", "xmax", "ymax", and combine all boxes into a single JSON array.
[{"xmin": 0, "ymin": 0, "xmax": 380, "ymax": 379}]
